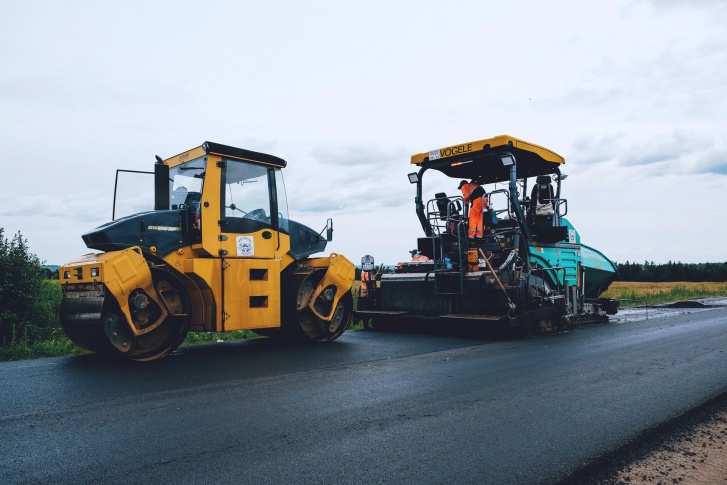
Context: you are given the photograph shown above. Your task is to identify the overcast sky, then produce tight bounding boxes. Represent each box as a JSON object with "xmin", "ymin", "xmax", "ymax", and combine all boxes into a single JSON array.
[{"xmin": 1, "ymin": 0, "xmax": 726, "ymax": 267}]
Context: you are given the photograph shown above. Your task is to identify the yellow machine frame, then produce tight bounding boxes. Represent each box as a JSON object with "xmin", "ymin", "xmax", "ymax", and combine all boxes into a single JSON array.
[{"xmin": 60, "ymin": 142, "xmax": 354, "ymax": 344}]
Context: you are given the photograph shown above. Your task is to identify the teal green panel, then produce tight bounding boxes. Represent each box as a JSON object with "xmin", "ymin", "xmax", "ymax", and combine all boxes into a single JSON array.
[{"xmin": 528, "ymin": 245, "xmax": 580, "ymax": 287}]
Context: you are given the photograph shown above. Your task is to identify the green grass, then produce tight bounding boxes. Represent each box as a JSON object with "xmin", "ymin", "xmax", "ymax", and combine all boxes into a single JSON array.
[
  {"xmin": 0, "ymin": 329, "xmax": 266, "ymax": 362},
  {"xmin": 602, "ymin": 282, "xmax": 727, "ymax": 307},
  {"xmin": 0, "ymin": 332, "xmax": 88, "ymax": 362},
  {"xmin": 182, "ymin": 329, "xmax": 262, "ymax": 345}
]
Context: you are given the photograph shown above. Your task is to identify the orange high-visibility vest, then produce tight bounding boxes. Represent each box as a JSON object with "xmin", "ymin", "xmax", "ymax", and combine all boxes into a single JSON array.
[
  {"xmin": 360, "ymin": 271, "xmax": 373, "ymax": 297},
  {"xmin": 462, "ymin": 183, "xmax": 487, "ymax": 237},
  {"xmin": 460, "ymin": 183, "xmax": 473, "ymax": 202}
]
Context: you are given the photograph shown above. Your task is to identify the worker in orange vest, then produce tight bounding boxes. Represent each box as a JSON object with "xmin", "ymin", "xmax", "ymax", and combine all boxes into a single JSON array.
[
  {"xmin": 360, "ymin": 269, "xmax": 372, "ymax": 297},
  {"xmin": 359, "ymin": 270, "xmax": 373, "ymax": 328},
  {"xmin": 410, "ymin": 249, "xmax": 430, "ymax": 262},
  {"xmin": 459, "ymin": 180, "xmax": 488, "ymax": 238},
  {"xmin": 359, "ymin": 255, "xmax": 376, "ymax": 328}
]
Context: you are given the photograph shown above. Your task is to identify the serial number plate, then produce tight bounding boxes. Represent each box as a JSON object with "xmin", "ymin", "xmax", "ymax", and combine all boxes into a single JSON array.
[{"xmin": 429, "ymin": 149, "xmax": 441, "ymax": 160}]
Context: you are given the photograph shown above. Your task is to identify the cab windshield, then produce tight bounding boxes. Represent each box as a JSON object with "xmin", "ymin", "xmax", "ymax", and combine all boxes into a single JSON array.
[
  {"xmin": 169, "ymin": 156, "xmax": 206, "ymax": 209},
  {"xmin": 221, "ymin": 159, "xmax": 289, "ymax": 233}
]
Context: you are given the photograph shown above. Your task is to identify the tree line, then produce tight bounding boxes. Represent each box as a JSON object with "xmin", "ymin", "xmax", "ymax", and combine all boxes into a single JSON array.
[{"xmin": 615, "ymin": 261, "xmax": 727, "ymax": 282}]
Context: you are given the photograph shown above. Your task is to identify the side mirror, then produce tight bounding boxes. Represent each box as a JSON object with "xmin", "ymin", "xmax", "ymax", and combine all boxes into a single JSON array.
[
  {"xmin": 154, "ymin": 162, "xmax": 170, "ymax": 211},
  {"xmin": 326, "ymin": 218, "xmax": 333, "ymax": 242}
]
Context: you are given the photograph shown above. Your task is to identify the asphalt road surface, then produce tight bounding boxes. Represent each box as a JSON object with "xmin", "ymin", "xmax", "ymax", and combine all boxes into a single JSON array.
[{"xmin": 1, "ymin": 305, "xmax": 726, "ymax": 484}]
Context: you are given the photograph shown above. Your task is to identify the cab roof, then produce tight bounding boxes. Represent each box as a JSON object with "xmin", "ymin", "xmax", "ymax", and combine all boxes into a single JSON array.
[
  {"xmin": 164, "ymin": 141, "xmax": 287, "ymax": 169},
  {"xmin": 411, "ymin": 134, "xmax": 564, "ymax": 184}
]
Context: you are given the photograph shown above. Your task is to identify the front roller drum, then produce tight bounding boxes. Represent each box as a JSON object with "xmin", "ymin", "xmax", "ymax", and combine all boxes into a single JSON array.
[
  {"xmin": 281, "ymin": 268, "xmax": 353, "ymax": 342},
  {"xmin": 61, "ymin": 267, "xmax": 191, "ymax": 361},
  {"xmin": 61, "ymin": 295, "xmax": 117, "ymax": 355}
]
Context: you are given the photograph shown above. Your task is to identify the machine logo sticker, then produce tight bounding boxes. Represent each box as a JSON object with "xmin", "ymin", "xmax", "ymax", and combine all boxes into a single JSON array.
[
  {"xmin": 429, "ymin": 143, "xmax": 473, "ymax": 161},
  {"xmin": 236, "ymin": 236, "xmax": 254, "ymax": 257},
  {"xmin": 148, "ymin": 226, "xmax": 181, "ymax": 232}
]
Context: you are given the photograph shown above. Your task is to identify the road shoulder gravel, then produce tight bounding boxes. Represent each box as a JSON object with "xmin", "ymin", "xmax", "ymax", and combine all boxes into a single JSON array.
[{"xmin": 560, "ymin": 390, "xmax": 727, "ymax": 484}]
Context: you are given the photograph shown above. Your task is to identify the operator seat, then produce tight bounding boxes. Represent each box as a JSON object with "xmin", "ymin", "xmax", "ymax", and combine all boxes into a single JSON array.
[
  {"xmin": 435, "ymin": 192, "xmax": 460, "ymax": 220},
  {"xmin": 170, "ymin": 186, "xmax": 188, "ymax": 209},
  {"xmin": 530, "ymin": 176, "xmax": 567, "ymax": 243},
  {"xmin": 530, "ymin": 176, "xmax": 555, "ymax": 228},
  {"xmin": 530, "ymin": 175, "xmax": 555, "ymax": 219}
]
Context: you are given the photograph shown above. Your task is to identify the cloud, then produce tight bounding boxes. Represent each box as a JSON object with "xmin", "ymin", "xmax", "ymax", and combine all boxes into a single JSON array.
[
  {"xmin": 0, "ymin": 192, "xmax": 112, "ymax": 224},
  {"xmin": 570, "ymin": 133, "xmax": 624, "ymax": 166},
  {"xmin": 541, "ymin": 2, "xmax": 727, "ymax": 130},
  {"xmin": 645, "ymin": 0, "xmax": 727, "ymax": 9},
  {"xmin": 2, "ymin": 1, "xmax": 727, "ymax": 266},
  {"xmin": 307, "ymin": 144, "xmax": 409, "ymax": 168},
  {"xmin": 569, "ymin": 130, "xmax": 727, "ymax": 178},
  {"xmin": 621, "ymin": 132, "xmax": 693, "ymax": 167},
  {"xmin": 285, "ymin": 143, "xmax": 412, "ymax": 216},
  {"xmin": 694, "ymin": 148, "xmax": 727, "ymax": 175},
  {"xmin": 568, "ymin": 132, "xmax": 683, "ymax": 171},
  {"xmin": 622, "ymin": 132, "xmax": 727, "ymax": 177}
]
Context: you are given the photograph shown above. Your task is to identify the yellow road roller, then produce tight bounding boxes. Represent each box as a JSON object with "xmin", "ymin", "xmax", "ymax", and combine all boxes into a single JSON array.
[{"xmin": 59, "ymin": 142, "xmax": 355, "ymax": 360}]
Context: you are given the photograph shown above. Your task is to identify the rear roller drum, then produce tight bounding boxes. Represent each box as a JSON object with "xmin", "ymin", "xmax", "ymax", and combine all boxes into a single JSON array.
[
  {"xmin": 297, "ymin": 292, "xmax": 353, "ymax": 342},
  {"xmin": 282, "ymin": 268, "xmax": 353, "ymax": 342}
]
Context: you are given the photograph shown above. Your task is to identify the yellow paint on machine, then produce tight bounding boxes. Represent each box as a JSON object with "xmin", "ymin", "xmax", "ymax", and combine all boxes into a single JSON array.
[
  {"xmin": 180, "ymin": 257, "xmax": 282, "ymax": 332},
  {"xmin": 59, "ymin": 247, "xmax": 165, "ymax": 336},
  {"xmin": 164, "ymin": 146, "xmax": 207, "ymax": 168},
  {"xmin": 306, "ymin": 253, "xmax": 356, "ymax": 321},
  {"xmin": 410, "ymin": 134, "xmax": 565, "ymax": 165},
  {"xmin": 223, "ymin": 259, "xmax": 281, "ymax": 331}
]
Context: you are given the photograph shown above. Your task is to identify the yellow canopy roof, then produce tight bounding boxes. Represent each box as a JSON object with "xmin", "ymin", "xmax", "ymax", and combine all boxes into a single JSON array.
[{"xmin": 410, "ymin": 135, "xmax": 564, "ymax": 184}]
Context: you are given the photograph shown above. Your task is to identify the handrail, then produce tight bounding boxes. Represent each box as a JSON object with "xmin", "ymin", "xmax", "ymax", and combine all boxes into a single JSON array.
[
  {"xmin": 425, "ymin": 195, "xmax": 467, "ymax": 274},
  {"xmin": 487, "ymin": 188, "xmax": 512, "ymax": 219}
]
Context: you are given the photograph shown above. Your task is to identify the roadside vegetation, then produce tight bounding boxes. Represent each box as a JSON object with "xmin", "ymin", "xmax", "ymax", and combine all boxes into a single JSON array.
[
  {"xmin": 601, "ymin": 281, "xmax": 727, "ymax": 307},
  {"xmin": 1, "ymin": 227, "xmax": 726, "ymax": 361},
  {"xmin": 616, "ymin": 261, "xmax": 727, "ymax": 282},
  {"xmin": 0, "ymin": 228, "xmax": 264, "ymax": 362},
  {"xmin": 0, "ymin": 229, "xmax": 85, "ymax": 362}
]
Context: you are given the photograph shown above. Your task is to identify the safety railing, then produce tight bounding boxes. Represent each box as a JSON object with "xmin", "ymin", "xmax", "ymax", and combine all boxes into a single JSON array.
[
  {"xmin": 485, "ymin": 188, "xmax": 512, "ymax": 221},
  {"xmin": 425, "ymin": 196, "xmax": 467, "ymax": 292},
  {"xmin": 426, "ymin": 196, "xmax": 465, "ymax": 237}
]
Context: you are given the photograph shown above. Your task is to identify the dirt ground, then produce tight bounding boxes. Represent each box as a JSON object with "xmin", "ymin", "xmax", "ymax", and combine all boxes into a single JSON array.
[
  {"xmin": 563, "ymin": 394, "xmax": 727, "ymax": 484},
  {"xmin": 612, "ymin": 410, "xmax": 727, "ymax": 484}
]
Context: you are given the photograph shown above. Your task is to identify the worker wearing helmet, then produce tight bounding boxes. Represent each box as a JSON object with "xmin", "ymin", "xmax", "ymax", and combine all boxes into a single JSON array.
[
  {"xmin": 409, "ymin": 249, "xmax": 430, "ymax": 262},
  {"xmin": 459, "ymin": 179, "xmax": 488, "ymax": 238},
  {"xmin": 359, "ymin": 268, "xmax": 375, "ymax": 328}
]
